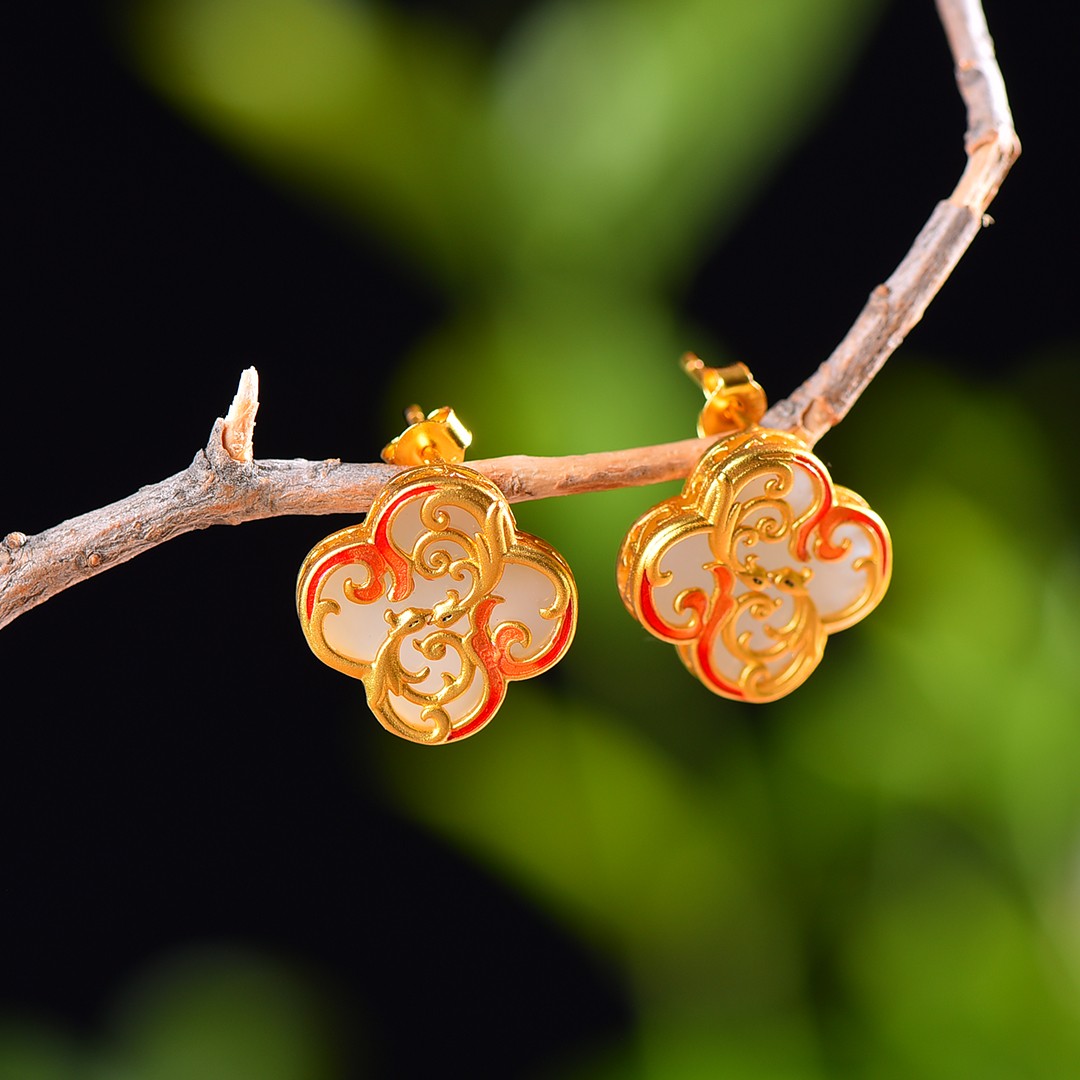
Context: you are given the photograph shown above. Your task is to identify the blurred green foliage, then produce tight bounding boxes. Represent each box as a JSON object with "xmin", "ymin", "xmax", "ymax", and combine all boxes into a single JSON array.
[
  {"xmin": 378, "ymin": 361, "xmax": 1080, "ymax": 1079},
  {"xmin": 0, "ymin": 950, "xmax": 340, "ymax": 1080},
  {"xmin": 6, "ymin": 1, "xmax": 1078, "ymax": 1077},
  {"xmin": 125, "ymin": 0, "xmax": 877, "ymax": 292}
]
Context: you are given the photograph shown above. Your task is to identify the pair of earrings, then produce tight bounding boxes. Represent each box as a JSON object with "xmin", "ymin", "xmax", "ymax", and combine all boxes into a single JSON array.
[{"xmin": 296, "ymin": 359, "xmax": 892, "ymax": 744}]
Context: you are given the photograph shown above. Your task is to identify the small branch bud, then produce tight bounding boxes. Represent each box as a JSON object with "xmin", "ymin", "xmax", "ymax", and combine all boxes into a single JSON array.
[{"xmin": 221, "ymin": 367, "xmax": 260, "ymax": 463}]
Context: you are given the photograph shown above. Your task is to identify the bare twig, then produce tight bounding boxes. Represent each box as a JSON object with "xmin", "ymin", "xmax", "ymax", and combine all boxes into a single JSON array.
[
  {"xmin": 221, "ymin": 367, "xmax": 259, "ymax": 463},
  {"xmin": 0, "ymin": 0, "xmax": 1018, "ymax": 631},
  {"xmin": 763, "ymin": 0, "xmax": 1020, "ymax": 442}
]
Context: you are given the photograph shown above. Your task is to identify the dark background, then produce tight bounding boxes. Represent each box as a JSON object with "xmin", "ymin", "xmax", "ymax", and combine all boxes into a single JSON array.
[{"xmin": 2, "ymin": 2, "xmax": 1072, "ymax": 1075}]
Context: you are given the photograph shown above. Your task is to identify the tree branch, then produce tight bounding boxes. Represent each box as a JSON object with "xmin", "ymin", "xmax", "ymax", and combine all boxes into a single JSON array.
[
  {"xmin": 0, "ymin": 0, "xmax": 1019, "ymax": 631},
  {"xmin": 762, "ymin": 0, "xmax": 1021, "ymax": 443}
]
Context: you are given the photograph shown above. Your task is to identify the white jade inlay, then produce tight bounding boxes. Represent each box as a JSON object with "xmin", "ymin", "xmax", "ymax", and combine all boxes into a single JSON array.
[
  {"xmin": 318, "ymin": 495, "xmax": 562, "ymax": 727},
  {"xmin": 491, "ymin": 559, "xmax": 560, "ymax": 656},
  {"xmin": 648, "ymin": 464, "xmax": 876, "ymax": 653},
  {"xmin": 653, "ymin": 531, "xmax": 713, "ymax": 626}
]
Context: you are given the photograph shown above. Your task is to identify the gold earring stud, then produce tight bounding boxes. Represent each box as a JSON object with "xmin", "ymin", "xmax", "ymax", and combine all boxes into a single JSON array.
[
  {"xmin": 297, "ymin": 406, "xmax": 577, "ymax": 744},
  {"xmin": 617, "ymin": 356, "xmax": 892, "ymax": 703}
]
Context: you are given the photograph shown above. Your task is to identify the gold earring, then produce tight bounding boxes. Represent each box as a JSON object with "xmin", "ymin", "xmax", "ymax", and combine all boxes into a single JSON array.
[
  {"xmin": 297, "ymin": 406, "xmax": 577, "ymax": 744},
  {"xmin": 617, "ymin": 356, "xmax": 892, "ymax": 703}
]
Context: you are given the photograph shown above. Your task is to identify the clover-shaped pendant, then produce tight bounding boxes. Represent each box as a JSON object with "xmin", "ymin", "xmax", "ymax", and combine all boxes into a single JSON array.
[
  {"xmin": 618, "ymin": 427, "xmax": 891, "ymax": 703},
  {"xmin": 298, "ymin": 461, "xmax": 576, "ymax": 744}
]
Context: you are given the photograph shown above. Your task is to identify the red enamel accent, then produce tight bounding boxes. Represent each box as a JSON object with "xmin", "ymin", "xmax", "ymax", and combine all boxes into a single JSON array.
[
  {"xmin": 493, "ymin": 622, "xmax": 529, "ymax": 660},
  {"xmin": 375, "ymin": 485, "xmax": 434, "ymax": 601},
  {"xmin": 303, "ymin": 484, "xmax": 435, "ymax": 620},
  {"xmin": 639, "ymin": 572, "xmax": 706, "ymax": 642},
  {"xmin": 873, "ymin": 516, "xmax": 889, "ymax": 576},
  {"xmin": 446, "ymin": 677, "xmax": 506, "ymax": 742},
  {"xmin": 835, "ymin": 506, "xmax": 889, "ymax": 577},
  {"xmin": 470, "ymin": 597, "xmax": 501, "ymax": 670},
  {"xmin": 446, "ymin": 591, "xmax": 575, "ymax": 741},
  {"xmin": 497, "ymin": 595, "xmax": 576, "ymax": 678},
  {"xmin": 793, "ymin": 454, "xmax": 836, "ymax": 562},
  {"xmin": 693, "ymin": 564, "xmax": 744, "ymax": 699},
  {"xmin": 814, "ymin": 505, "xmax": 881, "ymax": 563},
  {"xmin": 448, "ymin": 597, "xmax": 507, "ymax": 742},
  {"xmin": 639, "ymin": 558, "xmax": 742, "ymax": 697},
  {"xmin": 346, "ymin": 545, "xmax": 390, "ymax": 603},
  {"xmin": 304, "ymin": 544, "xmax": 380, "ymax": 621}
]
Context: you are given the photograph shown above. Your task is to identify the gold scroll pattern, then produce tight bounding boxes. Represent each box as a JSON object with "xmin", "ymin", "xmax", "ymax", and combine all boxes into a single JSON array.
[
  {"xmin": 618, "ymin": 429, "xmax": 891, "ymax": 703},
  {"xmin": 298, "ymin": 464, "xmax": 576, "ymax": 744}
]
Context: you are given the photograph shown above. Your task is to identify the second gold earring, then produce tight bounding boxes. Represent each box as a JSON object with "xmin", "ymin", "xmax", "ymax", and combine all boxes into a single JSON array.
[{"xmin": 617, "ymin": 356, "xmax": 892, "ymax": 704}]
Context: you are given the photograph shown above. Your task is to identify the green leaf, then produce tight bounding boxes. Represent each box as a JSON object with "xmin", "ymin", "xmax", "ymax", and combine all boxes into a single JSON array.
[
  {"xmin": 121, "ymin": 0, "xmax": 881, "ymax": 288},
  {"xmin": 107, "ymin": 949, "xmax": 340, "ymax": 1080},
  {"xmin": 124, "ymin": 0, "xmax": 501, "ymax": 284},
  {"xmin": 492, "ymin": 0, "xmax": 882, "ymax": 285},
  {"xmin": 0, "ymin": 1022, "xmax": 78, "ymax": 1080}
]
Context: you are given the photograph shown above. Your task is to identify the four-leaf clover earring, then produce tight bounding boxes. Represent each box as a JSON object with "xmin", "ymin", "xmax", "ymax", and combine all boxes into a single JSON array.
[
  {"xmin": 297, "ymin": 406, "xmax": 577, "ymax": 744},
  {"xmin": 616, "ymin": 356, "xmax": 892, "ymax": 703}
]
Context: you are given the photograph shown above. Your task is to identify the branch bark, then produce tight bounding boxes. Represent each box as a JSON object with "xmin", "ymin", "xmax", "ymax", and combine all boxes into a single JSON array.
[
  {"xmin": 762, "ymin": 0, "xmax": 1021, "ymax": 442},
  {"xmin": 0, "ymin": 0, "xmax": 1019, "ymax": 631}
]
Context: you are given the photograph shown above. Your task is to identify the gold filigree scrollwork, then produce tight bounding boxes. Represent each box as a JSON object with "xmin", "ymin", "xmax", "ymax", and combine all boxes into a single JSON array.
[
  {"xmin": 618, "ymin": 428, "xmax": 891, "ymax": 703},
  {"xmin": 298, "ymin": 463, "xmax": 576, "ymax": 743}
]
